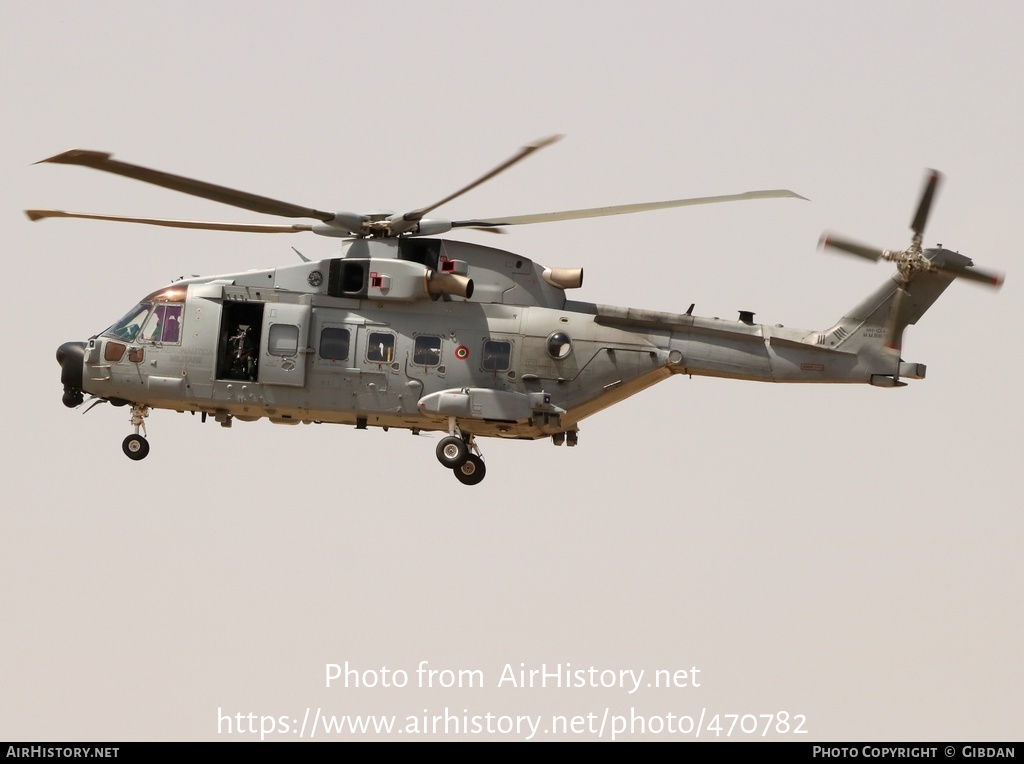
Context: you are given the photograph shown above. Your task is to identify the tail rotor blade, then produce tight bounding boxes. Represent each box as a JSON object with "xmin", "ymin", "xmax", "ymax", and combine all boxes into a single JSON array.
[
  {"xmin": 819, "ymin": 233, "xmax": 885, "ymax": 262},
  {"xmin": 941, "ymin": 262, "xmax": 1005, "ymax": 288},
  {"xmin": 911, "ymin": 170, "xmax": 942, "ymax": 237}
]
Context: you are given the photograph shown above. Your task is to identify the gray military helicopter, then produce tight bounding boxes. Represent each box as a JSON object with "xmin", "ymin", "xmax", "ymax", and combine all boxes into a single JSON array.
[{"xmin": 34, "ymin": 137, "xmax": 1003, "ymax": 484}]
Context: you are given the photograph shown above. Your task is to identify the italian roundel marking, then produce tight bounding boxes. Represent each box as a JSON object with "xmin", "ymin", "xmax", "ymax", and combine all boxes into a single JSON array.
[{"xmin": 455, "ymin": 345, "xmax": 470, "ymax": 360}]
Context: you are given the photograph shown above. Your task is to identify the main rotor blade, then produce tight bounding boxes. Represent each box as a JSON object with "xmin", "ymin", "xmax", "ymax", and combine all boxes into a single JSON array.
[
  {"xmin": 451, "ymin": 189, "xmax": 806, "ymax": 229},
  {"xmin": 397, "ymin": 135, "xmax": 563, "ymax": 225},
  {"xmin": 819, "ymin": 233, "xmax": 885, "ymax": 261},
  {"xmin": 25, "ymin": 209, "xmax": 316, "ymax": 234},
  {"xmin": 36, "ymin": 150, "xmax": 340, "ymax": 223},
  {"xmin": 911, "ymin": 169, "xmax": 942, "ymax": 237}
]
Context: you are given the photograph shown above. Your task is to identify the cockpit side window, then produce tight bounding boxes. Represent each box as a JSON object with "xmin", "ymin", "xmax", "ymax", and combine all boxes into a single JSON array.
[{"xmin": 141, "ymin": 304, "xmax": 184, "ymax": 344}]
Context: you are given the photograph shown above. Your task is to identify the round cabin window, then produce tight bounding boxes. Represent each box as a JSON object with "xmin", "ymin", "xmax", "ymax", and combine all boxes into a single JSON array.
[{"xmin": 546, "ymin": 331, "xmax": 572, "ymax": 360}]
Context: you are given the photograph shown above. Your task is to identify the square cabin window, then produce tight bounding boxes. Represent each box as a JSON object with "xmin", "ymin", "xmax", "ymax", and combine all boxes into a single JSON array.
[
  {"xmin": 482, "ymin": 340, "xmax": 511, "ymax": 372},
  {"xmin": 319, "ymin": 327, "xmax": 350, "ymax": 361},
  {"xmin": 367, "ymin": 332, "xmax": 395, "ymax": 363},
  {"xmin": 413, "ymin": 336, "xmax": 442, "ymax": 366},
  {"xmin": 268, "ymin": 324, "xmax": 300, "ymax": 357}
]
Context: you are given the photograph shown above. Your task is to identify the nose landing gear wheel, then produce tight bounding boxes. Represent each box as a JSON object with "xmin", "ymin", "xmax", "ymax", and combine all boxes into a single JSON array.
[
  {"xmin": 436, "ymin": 436, "xmax": 468, "ymax": 468},
  {"xmin": 122, "ymin": 434, "xmax": 150, "ymax": 461},
  {"xmin": 454, "ymin": 454, "xmax": 486, "ymax": 485}
]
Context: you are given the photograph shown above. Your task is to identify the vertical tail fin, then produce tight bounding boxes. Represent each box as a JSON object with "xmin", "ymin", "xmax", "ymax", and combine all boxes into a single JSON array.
[{"xmin": 815, "ymin": 271, "xmax": 956, "ymax": 354}]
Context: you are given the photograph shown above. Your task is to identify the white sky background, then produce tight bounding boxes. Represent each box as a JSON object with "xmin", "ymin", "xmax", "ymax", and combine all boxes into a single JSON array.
[{"xmin": 1, "ymin": 0, "xmax": 1021, "ymax": 741}]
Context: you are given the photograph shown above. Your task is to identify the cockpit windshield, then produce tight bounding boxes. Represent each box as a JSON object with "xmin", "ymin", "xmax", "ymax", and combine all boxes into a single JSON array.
[{"xmin": 103, "ymin": 303, "xmax": 151, "ymax": 341}]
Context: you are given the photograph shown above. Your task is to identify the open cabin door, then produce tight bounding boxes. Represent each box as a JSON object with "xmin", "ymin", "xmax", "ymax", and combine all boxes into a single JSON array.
[{"xmin": 259, "ymin": 302, "xmax": 311, "ymax": 387}]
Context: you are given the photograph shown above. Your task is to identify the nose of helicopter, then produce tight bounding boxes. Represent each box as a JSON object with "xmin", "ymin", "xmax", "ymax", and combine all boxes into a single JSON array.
[{"xmin": 56, "ymin": 340, "xmax": 86, "ymax": 408}]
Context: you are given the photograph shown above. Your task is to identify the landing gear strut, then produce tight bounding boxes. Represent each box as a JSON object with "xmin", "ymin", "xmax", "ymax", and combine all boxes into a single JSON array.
[
  {"xmin": 435, "ymin": 418, "xmax": 486, "ymax": 484},
  {"xmin": 122, "ymin": 403, "xmax": 151, "ymax": 461}
]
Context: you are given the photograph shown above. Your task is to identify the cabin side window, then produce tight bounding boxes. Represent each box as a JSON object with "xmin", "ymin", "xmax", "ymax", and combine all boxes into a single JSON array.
[
  {"xmin": 319, "ymin": 327, "xmax": 350, "ymax": 361},
  {"xmin": 366, "ymin": 332, "xmax": 395, "ymax": 363},
  {"xmin": 413, "ymin": 335, "xmax": 443, "ymax": 366},
  {"xmin": 482, "ymin": 339, "xmax": 512, "ymax": 372},
  {"xmin": 268, "ymin": 324, "xmax": 300, "ymax": 357},
  {"xmin": 546, "ymin": 331, "xmax": 572, "ymax": 359}
]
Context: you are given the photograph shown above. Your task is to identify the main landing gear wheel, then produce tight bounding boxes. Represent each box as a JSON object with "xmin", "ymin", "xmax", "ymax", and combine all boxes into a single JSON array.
[
  {"xmin": 454, "ymin": 454, "xmax": 486, "ymax": 485},
  {"xmin": 436, "ymin": 436, "xmax": 468, "ymax": 468},
  {"xmin": 122, "ymin": 433, "xmax": 150, "ymax": 461}
]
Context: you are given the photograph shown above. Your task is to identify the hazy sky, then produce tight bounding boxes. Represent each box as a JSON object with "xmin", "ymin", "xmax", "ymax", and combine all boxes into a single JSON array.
[{"xmin": 2, "ymin": 1, "xmax": 1021, "ymax": 741}]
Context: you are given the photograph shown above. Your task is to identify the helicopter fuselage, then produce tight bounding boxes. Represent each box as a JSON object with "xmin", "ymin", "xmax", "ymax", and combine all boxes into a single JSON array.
[{"xmin": 59, "ymin": 236, "xmax": 938, "ymax": 464}]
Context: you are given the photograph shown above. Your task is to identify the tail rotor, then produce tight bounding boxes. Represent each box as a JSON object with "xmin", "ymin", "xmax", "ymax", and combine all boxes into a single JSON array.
[
  {"xmin": 819, "ymin": 169, "xmax": 1004, "ymax": 353},
  {"xmin": 819, "ymin": 169, "xmax": 1004, "ymax": 290}
]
